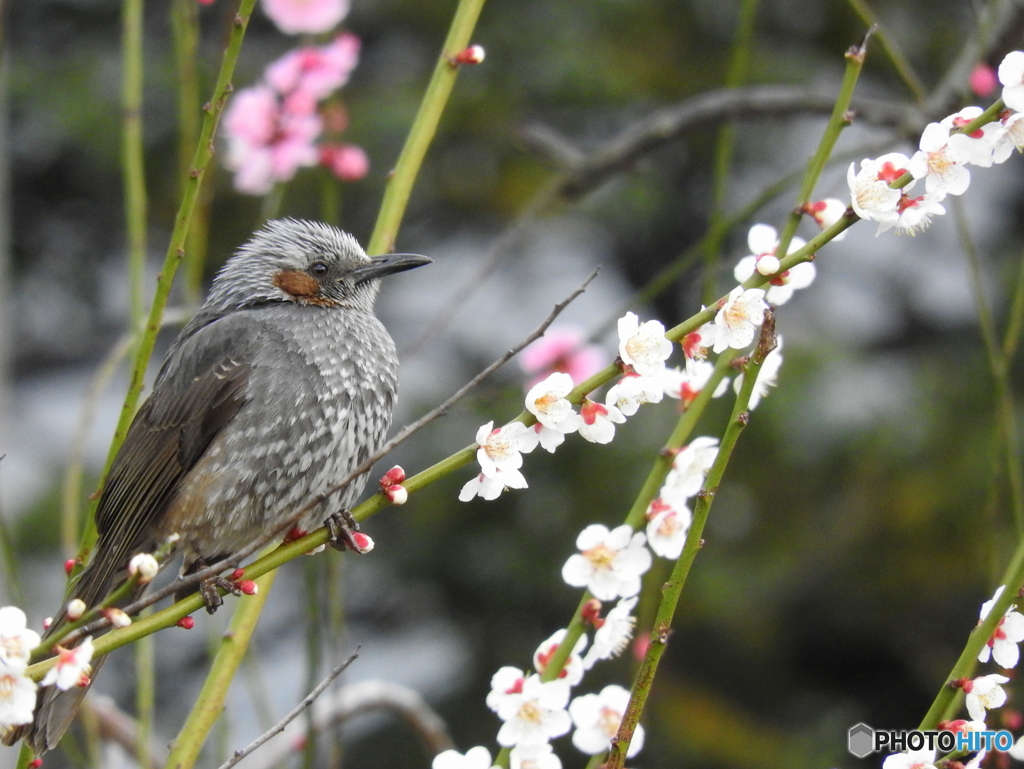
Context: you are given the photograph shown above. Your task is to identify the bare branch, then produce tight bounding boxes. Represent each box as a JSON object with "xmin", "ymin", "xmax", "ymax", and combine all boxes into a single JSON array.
[
  {"xmin": 519, "ymin": 85, "xmax": 921, "ymax": 201},
  {"xmin": 241, "ymin": 680, "xmax": 454, "ymax": 769},
  {"xmin": 216, "ymin": 651, "xmax": 359, "ymax": 769}
]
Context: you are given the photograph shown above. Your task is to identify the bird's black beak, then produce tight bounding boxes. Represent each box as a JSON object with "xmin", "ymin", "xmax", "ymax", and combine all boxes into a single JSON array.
[{"xmin": 352, "ymin": 253, "xmax": 433, "ymax": 284}]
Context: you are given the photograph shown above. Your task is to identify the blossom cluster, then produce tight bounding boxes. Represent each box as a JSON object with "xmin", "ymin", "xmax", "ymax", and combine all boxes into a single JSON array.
[
  {"xmin": 461, "ymin": 299, "xmax": 783, "ymax": 504},
  {"xmin": 882, "ymin": 585, "xmax": 1024, "ymax": 768},
  {"xmin": 848, "ymin": 50, "xmax": 1024, "ymax": 236},
  {"xmin": 0, "ymin": 606, "xmax": 95, "ymax": 729},
  {"xmin": 222, "ymin": 6, "xmax": 367, "ymax": 195}
]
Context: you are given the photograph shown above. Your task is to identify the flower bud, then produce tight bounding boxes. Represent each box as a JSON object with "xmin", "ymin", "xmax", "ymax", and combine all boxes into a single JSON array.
[
  {"xmin": 66, "ymin": 599, "xmax": 87, "ymax": 621},
  {"xmin": 128, "ymin": 553, "xmax": 159, "ymax": 584}
]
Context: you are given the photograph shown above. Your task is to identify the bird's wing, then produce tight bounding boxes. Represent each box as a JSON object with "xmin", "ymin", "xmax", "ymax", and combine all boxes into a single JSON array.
[{"xmin": 88, "ymin": 313, "xmax": 262, "ymax": 599}]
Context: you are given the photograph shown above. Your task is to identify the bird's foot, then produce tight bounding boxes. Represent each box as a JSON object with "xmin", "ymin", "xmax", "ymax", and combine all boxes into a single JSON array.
[{"xmin": 325, "ymin": 510, "xmax": 374, "ymax": 554}]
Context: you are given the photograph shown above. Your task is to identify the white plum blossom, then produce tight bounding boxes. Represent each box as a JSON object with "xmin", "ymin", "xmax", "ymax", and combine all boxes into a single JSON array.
[
  {"xmin": 881, "ymin": 748, "xmax": 937, "ymax": 769},
  {"xmin": 509, "ymin": 743, "xmax": 562, "ymax": 769},
  {"xmin": 432, "ymin": 746, "xmax": 495, "ymax": 769},
  {"xmin": 41, "ymin": 637, "xmax": 95, "ymax": 691},
  {"xmin": 661, "ymin": 437, "xmax": 720, "ymax": 500},
  {"xmin": 964, "ymin": 673, "xmax": 1009, "ymax": 721},
  {"xmin": 681, "ymin": 321, "xmax": 716, "ymax": 359},
  {"xmin": 605, "ymin": 374, "xmax": 664, "ymax": 416},
  {"xmin": 645, "ymin": 497, "xmax": 692, "ymax": 559},
  {"xmin": 475, "ymin": 421, "xmax": 537, "ymax": 477},
  {"xmin": 525, "ymin": 373, "xmax": 581, "ymax": 432},
  {"xmin": 577, "ymin": 400, "xmax": 626, "ymax": 444},
  {"xmin": 712, "ymin": 287, "xmax": 768, "ymax": 353},
  {"xmin": 993, "ymin": 111, "xmax": 1024, "ymax": 162},
  {"xmin": 460, "ymin": 469, "xmax": 528, "ymax": 502},
  {"xmin": 847, "ymin": 153, "xmax": 909, "ymax": 224},
  {"xmin": 941, "ymin": 106, "xmax": 1004, "ymax": 167},
  {"xmin": 804, "ymin": 198, "xmax": 848, "ymax": 240},
  {"xmin": 486, "ymin": 666, "xmax": 526, "ymax": 713},
  {"xmin": 561, "ymin": 524, "xmax": 652, "ymax": 600},
  {"xmin": 978, "ymin": 585, "xmax": 1024, "ymax": 668},
  {"xmin": 0, "ymin": 607, "xmax": 41, "ymax": 669},
  {"xmin": 732, "ymin": 225, "xmax": 816, "ymax": 306},
  {"xmin": 495, "ymin": 674, "xmax": 572, "ymax": 747},
  {"xmin": 662, "ymin": 359, "xmax": 729, "ymax": 407},
  {"xmin": 583, "ymin": 596, "xmax": 637, "ymax": 669},
  {"xmin": 908, "ymin": 122, "xmax": 973, "ymax": 199},
  {"xmin": 0, "ymin": 661, "xmax": 37, "ymax": 727},
  {"xmin": 533, "ymin": 629, "xmax": 587, "ymax": 686},
  {"xmin": 733, "ymin": 336, "xmax": 783, "ymax": 410},
  {"xmin": 568, "ymin": 684, "xmax": 645, "ymax": 758},
  {"xmin": 998, "ymin": 50, "xmax": 1024, "ymax": 112},
  {"xmin": 617, "ymin": 312, "xmax": 673, "ymax": 376},
  {"xmin": 874, "ymin": 193, "xmax": 946, "ymax": 236}
]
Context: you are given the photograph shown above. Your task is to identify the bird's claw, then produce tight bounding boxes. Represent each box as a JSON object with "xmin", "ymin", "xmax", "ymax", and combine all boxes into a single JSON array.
[{"xmin": 325, "ymin": 510, "xmax": 362, "ymax": 552}]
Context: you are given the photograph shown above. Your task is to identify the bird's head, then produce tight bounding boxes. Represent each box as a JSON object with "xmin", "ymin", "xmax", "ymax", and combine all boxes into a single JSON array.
[{"xmin": 204, "ymin": 219, "xmax": 431, "ymax": 315}]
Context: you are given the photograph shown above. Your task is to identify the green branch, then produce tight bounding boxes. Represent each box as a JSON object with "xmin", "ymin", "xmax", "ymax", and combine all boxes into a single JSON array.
[
  {"xmin": 605, "ymin": 313, "xmax": 777, "ymax": 769},
  {"xmin": 366, "ymin": 0, "xmax": 487, "ymax": 255}
]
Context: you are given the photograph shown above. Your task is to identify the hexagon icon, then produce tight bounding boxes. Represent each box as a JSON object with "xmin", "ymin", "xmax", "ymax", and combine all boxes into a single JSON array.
[{"xmin": 848, "ymin": 723, "xmax": 875, "ymax": 758}]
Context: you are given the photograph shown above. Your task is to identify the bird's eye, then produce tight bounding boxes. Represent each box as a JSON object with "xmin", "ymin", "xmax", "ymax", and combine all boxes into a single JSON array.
[{"xmin": 309, "ymin": 261, "xmax": 330, "ymax": 278}]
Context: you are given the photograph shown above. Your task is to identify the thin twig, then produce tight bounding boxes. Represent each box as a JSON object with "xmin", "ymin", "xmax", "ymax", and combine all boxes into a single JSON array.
[
  {"xmin": 216, "ymin": 651, "xmax": 359, "ymax": 769},
  {"xmin": 59, "ymin": 269, "xmax": 600, "ymax": 646},
  {"xmin": 519, "ymin": 85, "xmax": 920, "ymax": 201},
  {"xmin": 242, "ymin": 679, "xmax": 454, "ymax": 769}
]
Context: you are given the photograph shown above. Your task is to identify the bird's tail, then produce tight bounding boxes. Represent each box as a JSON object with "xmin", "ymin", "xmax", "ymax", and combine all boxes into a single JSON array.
[{"xmin": 1, "ymin": 549, "xmax": 143, "ymax": 755}]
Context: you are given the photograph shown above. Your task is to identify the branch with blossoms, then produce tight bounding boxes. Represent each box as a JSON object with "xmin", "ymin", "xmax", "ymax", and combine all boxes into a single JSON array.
[{"xmin": 12, "ymin": 8, "xmax": 1024, "ymax": 769}]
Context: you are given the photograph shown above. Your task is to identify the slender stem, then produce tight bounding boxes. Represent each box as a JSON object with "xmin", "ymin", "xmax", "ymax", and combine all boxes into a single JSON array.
[
  {"xmin": 171, "ymin": 0, "xmax": 209, "ymax": 307},
  {"xmin": 79, "ymin": 0, "xmax": 258, "ymax": 559},
  {"xmin": 366, "ymin": 0, "xmax": 487, "ymax": 255},
  {"xmin": 954, "ymin": 197, "xmax": 1024, "ymax": 534},
  {"xmin": 700, "ymin": 0, "xmax": 760, "ymax": 306},
  {"xmin": 775, "ymin": 32, "xmax": 869, "ymax": 261},
  {"xmin": 605, "ymin": 313, "xmax": 777, "ymax": 769},
  {"xmin": 134, "ymin": 609, "xmax": 155, "ymax": 769},
  {"xmin": 844, "ymin": 0, "xmax": 926, "ymax": 102},
  {"xmin": 164, "ymin": 571, "xmax": 276, "ymax": 769},
  {"xmin": 122, "ymin": 0, "xmax": 148, "ymax": 334}
]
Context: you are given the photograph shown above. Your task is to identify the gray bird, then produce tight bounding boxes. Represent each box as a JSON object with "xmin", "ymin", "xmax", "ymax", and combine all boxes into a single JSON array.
[{"xmin": 2, "ymin": 218, "xmax": 430, "ymax": 756}]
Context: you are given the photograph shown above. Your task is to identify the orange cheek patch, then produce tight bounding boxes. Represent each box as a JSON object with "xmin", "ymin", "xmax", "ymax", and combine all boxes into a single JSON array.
[
  {"xmin": 274, "ymin": 270, "xmax": 320, "ymax": 298},
  {"xmin": 272, "ymin": 270, "xmax": 338, "ymax": 307}
]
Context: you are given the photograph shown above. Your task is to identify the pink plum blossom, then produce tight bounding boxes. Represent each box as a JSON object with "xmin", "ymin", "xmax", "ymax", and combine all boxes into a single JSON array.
[
  {"xmin": 320, "ymin": 143, "xmax": 369, "ymax": 181},
  {"xmin": 266, "ymin": 34, "xmax": 360, "ymax": 105},
  {"xmin": 970, "ymin": 62, "xmax": 998, "ymax": 97},
  {"xmin": 520, "ymin": 326, "xmax": 605, "ymax": 388},
  {"xmin": 261, "ymin": 0, "xmax": 349, "ymax": 35}
]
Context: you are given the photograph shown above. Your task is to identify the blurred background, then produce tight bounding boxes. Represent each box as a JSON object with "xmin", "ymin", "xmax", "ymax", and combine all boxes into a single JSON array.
[{"xmin": 2, "ymin": 0, "xmax": 1024, "ymax": 767}]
